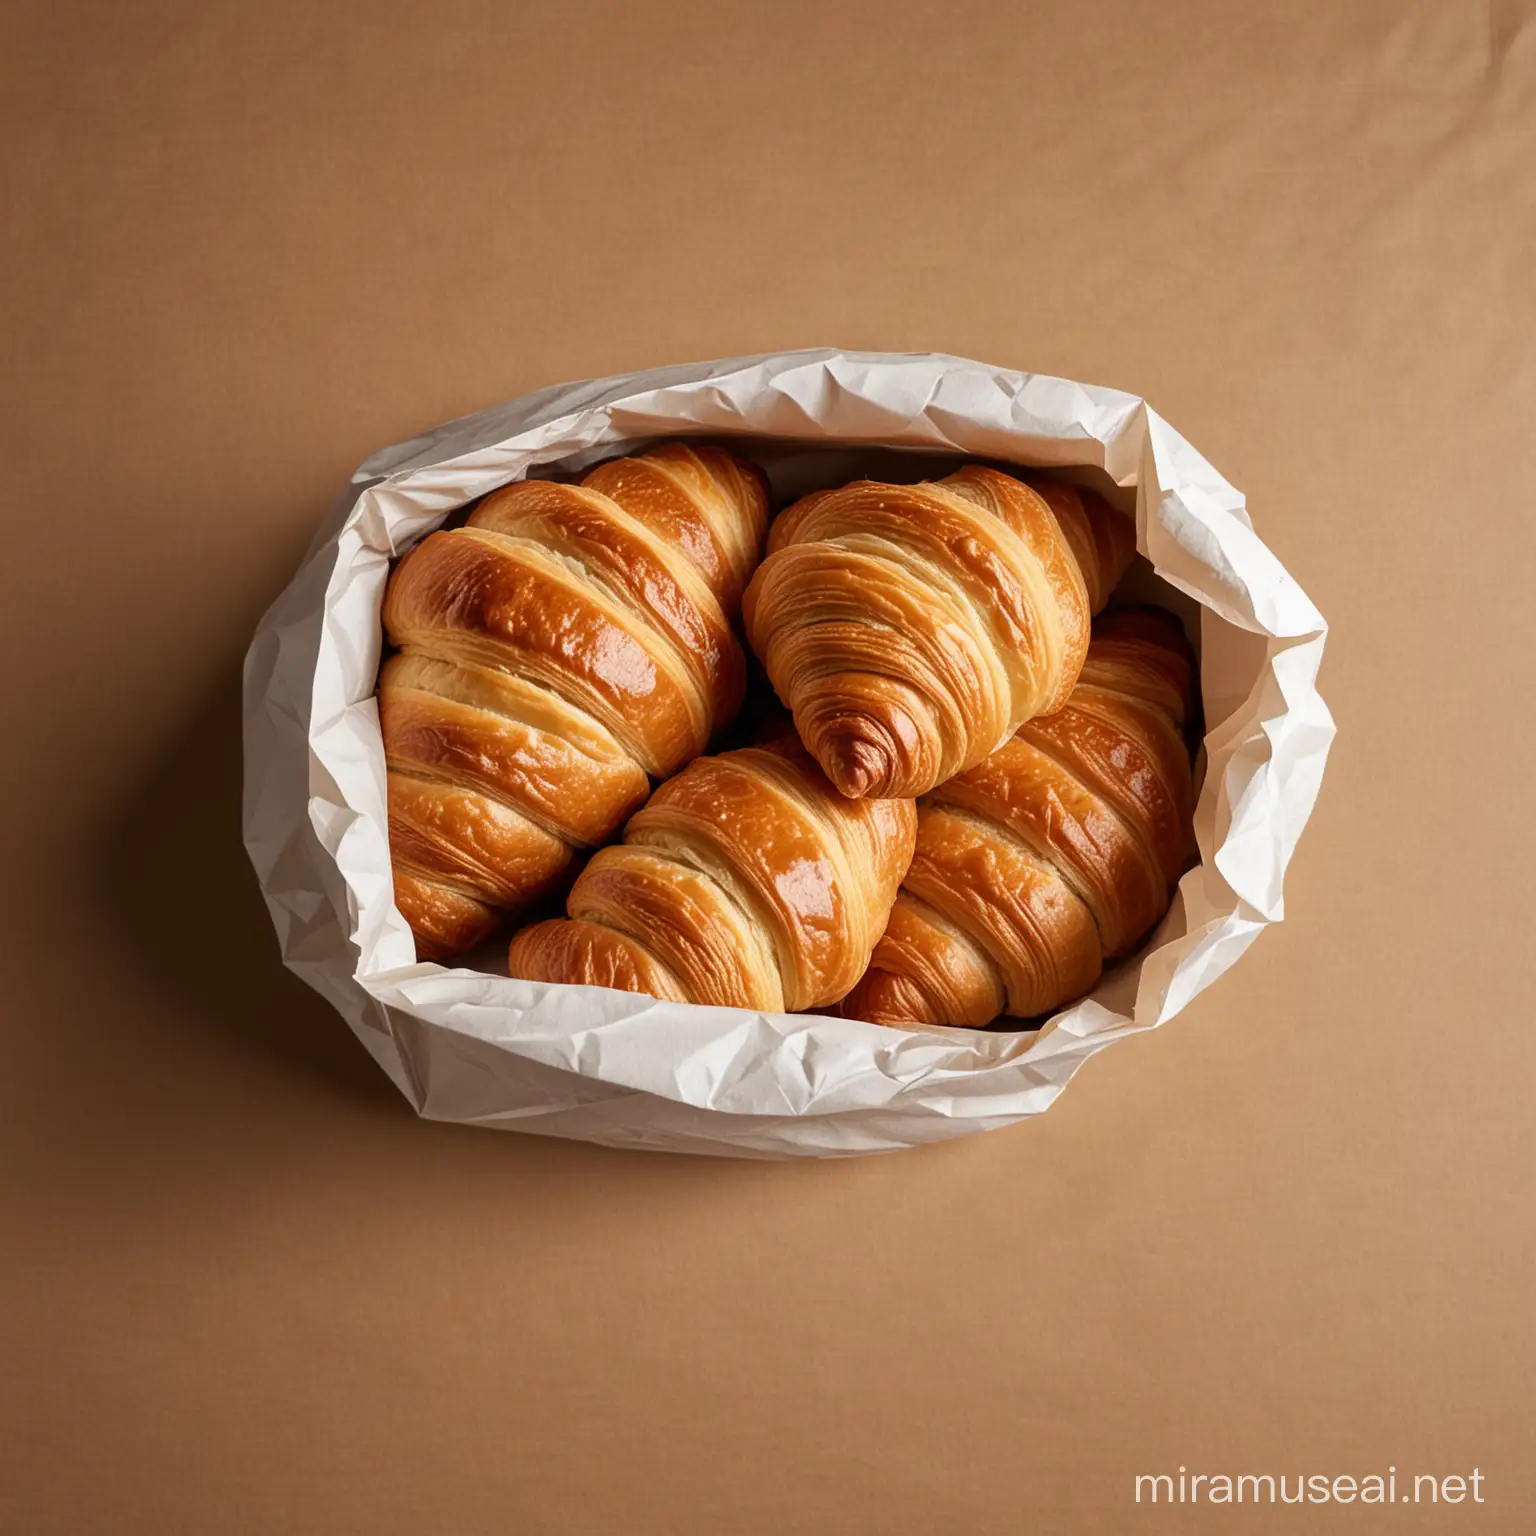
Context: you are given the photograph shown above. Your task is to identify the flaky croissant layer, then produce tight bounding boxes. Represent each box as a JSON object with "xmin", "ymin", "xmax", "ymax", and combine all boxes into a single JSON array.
[
  {"xmin": 840, "ymin": 608, "xmax": 1197, "ymax": 1031},
  {"xmin": 379, "ymin": 442, "xmax": 769, "ymax": 962},
  {"xmin": 742, "ymin": 467, "xmax": 1136, "ymax": 800},
  {"xmin": 507, "ymin": 739, "xmax": 917, "ymax": 1013}
]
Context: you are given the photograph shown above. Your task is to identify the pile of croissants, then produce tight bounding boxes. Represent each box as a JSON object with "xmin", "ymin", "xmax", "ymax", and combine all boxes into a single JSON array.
[{"xmin": 377, "ymin": 440, "xmax": 1198, "ymax": 1031}]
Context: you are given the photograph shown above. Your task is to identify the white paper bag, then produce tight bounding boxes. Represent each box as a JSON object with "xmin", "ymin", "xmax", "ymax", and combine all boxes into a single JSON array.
[{"xmin": 241, "ymin": 349, "xmax": 1334, "ymax": 1158}]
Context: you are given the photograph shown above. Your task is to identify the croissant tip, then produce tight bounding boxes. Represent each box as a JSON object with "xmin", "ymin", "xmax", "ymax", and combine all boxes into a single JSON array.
[
  {"xmin": 818, "ymin": 735, "xmax": 890, "ymax": 800},
  {"xmin": 830, "ymin": 765, "xmax": 879, "ymax": 799}
]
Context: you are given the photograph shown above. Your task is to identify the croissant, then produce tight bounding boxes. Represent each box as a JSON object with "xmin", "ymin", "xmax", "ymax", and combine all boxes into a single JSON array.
[
  {"xmin": 507, "ymin": 739, "xmax": 917, "ymax": 1012},
  {"xmin": 379, "ymin": 442, "xmax": 769, "ymax": 962},
  {"xmin": 742, "ymin": 467, "xmax": 1136, "ymax": 799},
  {"xmin": 840, "ymin": 608, "xmax": 1197, "ymax": 1030}
]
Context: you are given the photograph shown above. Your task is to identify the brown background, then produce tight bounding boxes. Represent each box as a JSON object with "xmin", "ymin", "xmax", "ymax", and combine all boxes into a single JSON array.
[{"xmin": 3, "ymin": 1, "xmax": 1532, "ymax": 1531}]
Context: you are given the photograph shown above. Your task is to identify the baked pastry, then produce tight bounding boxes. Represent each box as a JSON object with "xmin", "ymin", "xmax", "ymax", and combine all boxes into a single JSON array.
[
  {"xmin": 742, "ymin": 467, "xmax": 1136, "ymax": 799},
  {"xmin": 379, "ymin": 443, "xmax": 769, "ymax": 961},
  {"xmin": 840, "ymin": 608, "xmax": 1196, "ymax": 1029},
  {"xmin": 507, "ymin": 739, "xmax": 917, "ymax": 1012}
]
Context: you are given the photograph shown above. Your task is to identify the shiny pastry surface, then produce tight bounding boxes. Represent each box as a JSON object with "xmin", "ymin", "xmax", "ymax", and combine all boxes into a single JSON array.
[
  {"xmin": 841, "ymin": 608, "xmax": 1196, "ymax": 1029},
  {"xmin": 508, "ymin": 738, "xmax": 916, "ymax": 1013},
  {"xmin": 742, "ymin": 467, "xmax": 1135, "ymax": 800},
  {"xmin": 379, "ymin": 442, "xmax": 768, "ymax": 961}
]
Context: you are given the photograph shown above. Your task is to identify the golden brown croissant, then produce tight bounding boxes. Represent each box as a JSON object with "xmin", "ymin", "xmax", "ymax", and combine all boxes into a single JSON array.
[
  {"xmin": 506, "ymin": 739, "xmax": 917, "ymax": 1012},
  {"xmin": 840, "ymin": 608, "xmax": 1196, "ymax": 1030},
  {"xmin": 379, "ymin": 442, "xmax": 769, "ymax": 962},
  {"xmin": 742, "ymin": 467, "xmax": 1136, "ymax": 799}
]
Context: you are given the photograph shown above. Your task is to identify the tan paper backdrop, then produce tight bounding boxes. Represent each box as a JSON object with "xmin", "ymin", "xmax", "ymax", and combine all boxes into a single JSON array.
[{"xmin": 2, "ymin": 1, "xmax": 1532, "ymax": 1531}]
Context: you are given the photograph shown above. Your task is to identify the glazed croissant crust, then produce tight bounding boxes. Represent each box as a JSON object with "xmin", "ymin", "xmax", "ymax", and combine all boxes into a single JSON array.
[
  {"xmin": 379, "ymin": 442, "xmax": 768, "ymax": 962},
  {"xmin": 507, "ymin": 739, "xmax": 916, "ymax": 1013},
  {"xmin": 742, "ymin": 467, "xmax": 1136, "ymax": 799},
  {"xmin": 840, "ymin": 608, "xmax": 1196, "ymax": 1030}
]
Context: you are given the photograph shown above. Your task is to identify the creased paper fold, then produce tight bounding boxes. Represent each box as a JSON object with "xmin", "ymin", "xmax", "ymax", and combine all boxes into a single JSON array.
[{"xmin": 242, "ymin": 348, "xmax": 1334, "ymax": 1158}]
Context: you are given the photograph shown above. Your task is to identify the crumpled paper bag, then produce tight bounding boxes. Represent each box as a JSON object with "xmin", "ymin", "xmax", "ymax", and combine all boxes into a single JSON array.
[{"xmin": 242, "ymin": 348, "xmax": 1334, "ymax": 1158}]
